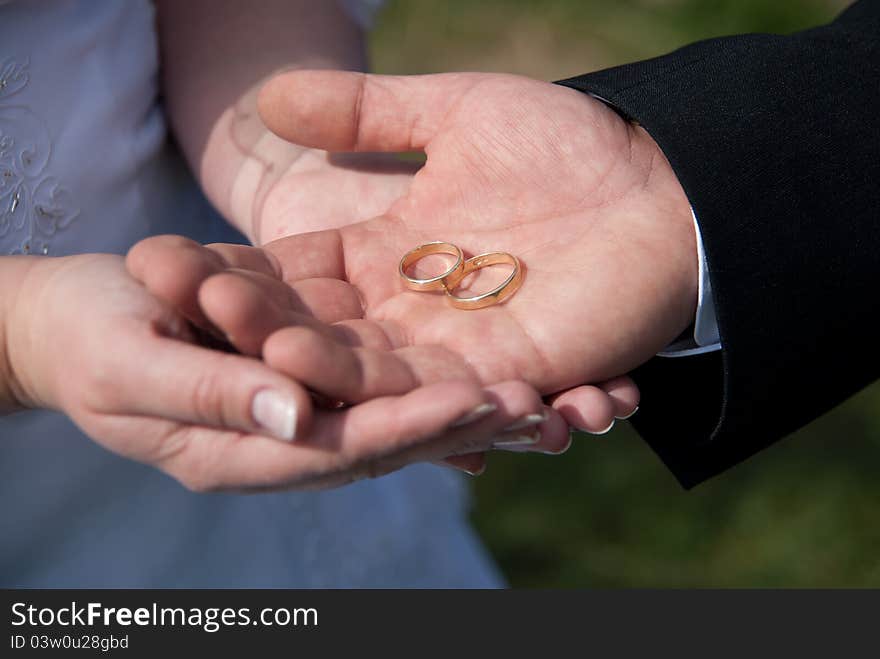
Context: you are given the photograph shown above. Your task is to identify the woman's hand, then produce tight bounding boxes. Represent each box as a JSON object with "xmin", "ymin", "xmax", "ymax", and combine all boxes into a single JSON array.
[
  {"xmin": 2, "ymin": 253, "xmax": 565, "ymax": 489},
  {"xmin": 126, "ymin": 232, "xmax": 640, "ymax": 463},
  {"xmin": 130, "ymin": 237, "xmax": 637, "ymax": 475}
]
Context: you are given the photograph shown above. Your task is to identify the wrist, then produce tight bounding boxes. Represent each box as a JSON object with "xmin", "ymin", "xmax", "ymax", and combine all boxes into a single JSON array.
[
  {"xmin": 629, "ymin": 123, "xmax": 700, "ymax": 339},
  {"xmin": 203, "ymin": 60, "xmax": 368, "ymax": 244},
  {"xmin": 223, "ymin": 109, "xmax": 311, "ymax": 245},
  {"xmin": 0, "ymin": 256, "xmax": 51, "ymax": 412}
]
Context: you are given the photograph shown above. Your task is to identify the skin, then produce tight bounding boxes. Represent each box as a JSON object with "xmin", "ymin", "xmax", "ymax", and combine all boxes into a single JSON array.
[
  {"xmin": 154, "ymin": 1, "xmax": 638, "ymax": 469},
  {"xmin": 0, "ymin": 8, "xmax": 646, "ymax": 493},
  {"xmin": 129, "ymin": 71, "xmax": 696, "ymax": 462},
  {"xmin": 0, "ymin": 5, "xmax": 593, "ymax": 493},
  {"xmin": 0, "ymin": 2, "xmax": 436, "ymax": 492},
  {"xmin": 254, "ymin": 72, "xmax": 699, "ymax": 389},
  {"xmin": 156, "ymin": 0, "xmax": 415, "ymax": 243},
  {"xmin": 2, "ymin": 253, "xmax": 572, "ymax": 490}
]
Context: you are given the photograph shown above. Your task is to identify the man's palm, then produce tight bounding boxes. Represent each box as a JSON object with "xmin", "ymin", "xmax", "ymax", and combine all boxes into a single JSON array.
[{"xmin": 253, "ymin": 71, "xmax": 697, "ymax": 396}]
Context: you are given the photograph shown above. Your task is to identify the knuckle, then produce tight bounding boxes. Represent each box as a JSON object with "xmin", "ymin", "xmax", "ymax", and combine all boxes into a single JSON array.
[
  {"xmin": 81, "ymin": 367, "xmax": 119, "ymax": 410},
  {"xmin": 189, "ymin": 370, "xmax": 228, "ymax": 426}
]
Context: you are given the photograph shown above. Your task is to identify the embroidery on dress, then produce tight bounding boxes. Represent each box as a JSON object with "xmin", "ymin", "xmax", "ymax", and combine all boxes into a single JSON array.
[{"xmin": 0, "ymin": 57, "xmax": 78, "ymax": 255}]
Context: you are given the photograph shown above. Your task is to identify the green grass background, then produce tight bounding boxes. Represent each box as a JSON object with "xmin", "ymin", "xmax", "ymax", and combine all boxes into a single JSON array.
[{"xmin": 369, "ymin": 0, "xmax": 880, "ymax": 587}]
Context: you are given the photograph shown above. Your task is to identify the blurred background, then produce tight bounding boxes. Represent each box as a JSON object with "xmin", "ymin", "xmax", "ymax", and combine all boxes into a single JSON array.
[{"xmin": 368, "ymin": 0, "xmax": 880, "ymax": 587}]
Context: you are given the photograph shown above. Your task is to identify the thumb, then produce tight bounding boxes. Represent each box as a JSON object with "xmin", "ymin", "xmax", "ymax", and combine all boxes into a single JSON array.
[{"xmin": 257, "ymin": 70, "xmax": 478, "ymax": 152}]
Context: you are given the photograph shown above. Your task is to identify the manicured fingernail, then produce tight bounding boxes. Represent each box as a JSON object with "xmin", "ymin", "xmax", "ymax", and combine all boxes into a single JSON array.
[
  {"xmin": 493, "ymin": 429, "xmax": 541, "ymax": 451},
  {"xmin": 615, "ymin": 406, "xmax": 639, "ymax": 420},
  {"xmin": 252, "ymin": 389, "xmax": 298, "ymax": 441},
  {"xmin": 450, "ymin": 403, "xmax": 497, "ymax": 427},
  {"xmin": 542, "ymin": 435, "xmax": 573, "ymax": 455},
  {"xmin": 502, "ymin": 411, "xmax": 548, "ymax": 432},
  {"xmin": 579, "ymin": 419, "xmax": 615, "ymax": 435}
]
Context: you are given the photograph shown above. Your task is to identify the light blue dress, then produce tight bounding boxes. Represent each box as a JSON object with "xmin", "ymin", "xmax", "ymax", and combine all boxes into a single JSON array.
[{"xmin": 0, "ymin": 0, "xmax": 502, "ymax": 587}]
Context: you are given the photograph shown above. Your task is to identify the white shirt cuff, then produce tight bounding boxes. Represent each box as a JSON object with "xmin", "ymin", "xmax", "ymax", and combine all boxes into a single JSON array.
[{"xmin": 658, "ymin": 209, "xmax": 722, "ymax": 358}]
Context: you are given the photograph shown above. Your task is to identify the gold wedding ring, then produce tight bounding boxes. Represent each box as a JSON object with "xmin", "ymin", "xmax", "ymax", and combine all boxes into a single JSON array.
[
  {"xmin": 443, "ymin": 252, "xmax": 523, "ymax": 310},
  {"xmin": 398, "ymin": 241, "xmax": 464, "ymax": 291},
  {"xmin": 399, "ymin": 242, "xmax": 523, "ymax": 310}
]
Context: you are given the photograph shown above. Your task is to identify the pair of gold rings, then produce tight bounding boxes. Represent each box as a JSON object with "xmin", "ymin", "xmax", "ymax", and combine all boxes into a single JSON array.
[{"xmin": 399, "ymin": 241, "xmax": 523, "ymax": 310}]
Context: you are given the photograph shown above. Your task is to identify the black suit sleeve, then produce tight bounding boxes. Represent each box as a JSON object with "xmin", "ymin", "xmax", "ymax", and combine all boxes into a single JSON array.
[{"xmin": 556, "ymin": 0, "xmax": 880, "ymax": 488}]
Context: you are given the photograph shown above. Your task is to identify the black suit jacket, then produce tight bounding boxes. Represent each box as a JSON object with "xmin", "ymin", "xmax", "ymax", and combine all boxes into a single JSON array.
[{"xmin": 557, "ymin": 0, "xmax": 880, "ymax": 488}]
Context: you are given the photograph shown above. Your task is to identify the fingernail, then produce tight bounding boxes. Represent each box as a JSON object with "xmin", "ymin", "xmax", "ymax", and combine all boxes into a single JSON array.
[
  {"xmin": 492, "ymin": 429, "xmax": 541, "ymax": 451},
  {"xmin": 450, "ymin": 403, "xmax": 497, "ymax": 428},
  {"xmin": 463, "ymin": 463, "xmax": 487, "ymax": 476},
  {"xmin": 252, "ymin": 389, "xmax": 298, "ymax": 442},
  {"xmin": 502, "ymin": 411, "xmax": 548, "ymax": 432},
  {"xmin": 542, "ymin": 435, "xmax": 573, "ymax": 455},
  {"xmin": 578, "ymin": 419, "xmax": 615, "ymax": 436},
  {"xmin": 615, "ymin": 406, "xmax": 639, "ymax": 420}
]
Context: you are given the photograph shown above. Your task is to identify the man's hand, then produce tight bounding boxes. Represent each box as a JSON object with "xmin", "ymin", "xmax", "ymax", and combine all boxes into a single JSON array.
[
  {"xmin": 241, "ymin": 71, "xmax": 695, "ymax": 414},
  {"xmin": 129, "ymin": 70, "xmax": 691, "ymax": 441}
]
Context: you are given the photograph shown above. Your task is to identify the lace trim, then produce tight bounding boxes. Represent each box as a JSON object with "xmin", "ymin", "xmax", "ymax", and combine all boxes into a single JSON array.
[{"xmin": 0, "ymin": 57, "xmax": 79, "ymax": 255}]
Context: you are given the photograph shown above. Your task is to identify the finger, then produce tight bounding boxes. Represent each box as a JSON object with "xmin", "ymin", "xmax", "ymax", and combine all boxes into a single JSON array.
[
  {"xmin": 199, "ymin": 271, "xmax": 298, "ymax": 356},
  {"xmin": 263, "ymin": 325, "xmax": 475, "ymax": 403},
  {"xmin": 162, "ymin": 380, "xmax": 553, "ymax": 493},
  {"xmin": 102, "ymin": 329, "xmax": 314, "ymax": 442},
  {"xmin": 257, "ymin": 70, "xmax": 479, "ymax": 152},
  {"xmin": 306, "ymin": 380, "xmax": 551, "ymax": 489},
  {"xmin": 158, "ymin": 379, "xmax": 495, "ymax": 491},
  {"xmin": 205, "ymin": 243, "xmax": 281, "ymax": 277},
  {"xmin": 126, "ymin": 235, "xmax": 278, "ymax": 330},
  {"xmin": 439, "ymin": 454, "xmax": 487, "ymax": 476},
  {"xmin": 261, "ymin": 228, "xmax": 408, "ymax": 309},
  {"xmin": 536, "ymin": 411, "xmax": 575, "ymax": 454},
  {"xmin": 490, "ymin": 405, "xmax": 573, "ymax": 454},
  {"xmin": 598, "ymin": 375, "xmax": 641, "ymax": 419},
  {"xmin": 199, "ymin": 270, "xmax": 364, "ymax": 355},
  {"xmin": 549, "ymin": 385, "xmax": 617, "ymax": 435},
  {"xmin": 126, "ymin": 235, "xmax": 226, "ymax": 328},
  {"xmin": 378, "ymin": 381, "xmax": 561, "ymax": 471},
  {"xmin": 200, "ymin": 271, "xmax": 384, "ymax": 357},
  {"xmin": 256, "ymin": 382, "xmax": 552, "ymax": 488},
  {"xmin": 262, "ymin": 230, "xmax": 348, "ymax": 281}
]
